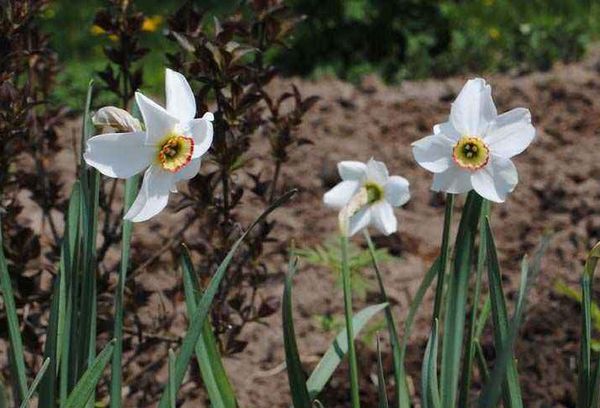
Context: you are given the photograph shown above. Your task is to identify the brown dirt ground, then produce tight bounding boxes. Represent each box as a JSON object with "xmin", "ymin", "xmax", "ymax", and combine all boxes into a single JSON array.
[{"xmin": 7, "ymin": 51, "xmax": 600, "ymax": 407}]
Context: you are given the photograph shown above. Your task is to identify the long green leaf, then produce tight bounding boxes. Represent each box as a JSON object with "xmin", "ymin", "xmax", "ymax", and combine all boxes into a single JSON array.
[
  {"xmin": 478, "ymin": 225, "xmax": 549, "ymax": 408},
  {"xmin": 432, "ymin": 194, "xmax": 455, "ymax": 321},
  {"xmin": 398, "ymin": 257, "xmax": 441, "ymax": 406},
  {"xmin": 482, "ymin": 218, "xmax": 523, "ymax": 408},
  {"xmin": 110, "ymin": 175, "xmax": 139, "ymax": 408},
  {"xmin": 65, "ymin": 340, "xmax": 115, "ymax": 408},
  {"xmin": 459, "ymin": 199, "xmax": 490, "ymax": 407},
  {"xmin": 422, "ymin": 319, "xmax": 441, "ymax": 408},
  {"xmin": 306, "ymin": 303, "xmax": 387, "ymax": 399},
  {"xmin": 283, "ymin": 256, "xmax": 311, "ymax": 408},
  {"xmin": 0, "ymin": 223, "xmax": 28, "ymax": 402},
  {"xmin": 168, "ymin": 349, "xmax": 176, "ymax": 408},
  {"xmin": 579, "ymin": 242, "xmax": 600, "ymax": 408},
  {"xmin": 376, "ymin": 337, "xmax": 389, "ymax": 408},
  {"xmin": 19, "ymin": 358, "xmax": 50, "ymax": 408},
  {"xmin": 440, "ymin": 191, "xmax": 483, "ymax": 408},
  {"xmin": 363, "ymin": 231, "xmax": 402, "ymax": 407},
  {"xmin": 157, "ymin": 190, "xmax": 297, "ymax": 408},
  {"xmin": 38, "ymin": 278, "xmax": 60, "ymax": 408},
  {"xmin": 340, "ymin": 234, "xmax": 360, "ymax": 408},
  {"xmin": 181, "ymin": 247, "xmax": 237, "ymax": 408}
]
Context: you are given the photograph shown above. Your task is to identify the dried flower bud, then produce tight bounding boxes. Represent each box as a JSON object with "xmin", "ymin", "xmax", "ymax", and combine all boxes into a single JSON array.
[
  {"xmin": 338, "ymin": 187, "xmax": 369, "ymax": 237},
  {"xmin": 92, "ymin": 106, "xmax": 142, "ymax": 133}
]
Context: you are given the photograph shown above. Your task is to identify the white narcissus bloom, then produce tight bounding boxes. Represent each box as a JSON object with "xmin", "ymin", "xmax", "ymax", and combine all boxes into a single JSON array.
[
  {"xmin": 84, "ymin": 69, "xmax": 214, "ymax": 222},
  {"xmin": 412, "ymin": 78, "xmax": 535, "ymax": 203},
  {"xmin": 323, "ymin": 158, "xmax": 410, "ymax": 237}
]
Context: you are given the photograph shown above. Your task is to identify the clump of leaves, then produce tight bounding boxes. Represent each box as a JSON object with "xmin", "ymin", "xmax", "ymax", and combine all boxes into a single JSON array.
[
  {"xmin": 0, "ymin": 0, "xmax": 65, "ymax": 275},
  {"xmin": 165, "ymin": 0, "xmax": 318, "ymax": 353},
  {"xmin": 296, "ymin": 239, "xmax": 394, "ymax": 301}
]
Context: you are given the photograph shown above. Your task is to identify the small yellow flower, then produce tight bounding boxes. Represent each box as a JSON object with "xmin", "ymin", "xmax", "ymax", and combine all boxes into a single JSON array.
[
  {"xmin": 90, "ymin": 25, "xmax": 106, "ymax": 36},
  {"xmin": 108, "ymin": 34, "xmax": 118, "ymax": 42},
  {"xmin": 488, "ymin": 27, "xmax": 501, "ymax": 40},
  {"xmin": 142, "ymin": 15, "xmax": 163, "ymax": 32}
]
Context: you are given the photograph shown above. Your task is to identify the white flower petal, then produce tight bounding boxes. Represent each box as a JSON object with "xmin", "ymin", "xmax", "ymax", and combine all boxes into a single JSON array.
[
  {"xmin": 431, "ymin": 165, "xmax": 472, "ymax": 194},
  {"xmin": 347, "ymin": 207, "xmax": 371, "ymax": 237},
  {"xmin": 174, "ymin": 157, "xmax": 201, "ymax": 182},
  {"xmin": 84, "ymin": 131, "xmax": 153, "ymax": 178},
  {"xmin": 471, "ymin": 156, "xmax": 518, "ymax": 203},
  {"xmin": 384, "ymin": 176, "xmax": 410, "ymax": 207},
  {"xmin": 165, "ymin": 69, "xmax": 196, "ymax": 123},
  {"xmin": 135, "ymin": 92, "xmax": 179, "ymax": 144},
  {"xmin": 433, "ymin": 121, "xmax": 462, "ymax": 142},
  {"xmin": 366, "ymin": 158, "xmax": 389, "ymax": 184},
  {"xmin": 484, "ymin": 108, "xmax": 535, "ymax": 158},
  {"xmin": 450, "ymin": 78, "xmax": 497, "ymax": 136},
  {"xmin": 338, "ymin": 161, "xmax": 367, "ymax": 181},
  {"xmin": 412, "ymin": 134, "xmax": 454, "ymax": 173},
  {"xmin": 124, "ymin": 165, "xmax": 175, "ymax": 222},
  {"xmin": 323, "ymin": 180, "xmax": 360, "ymax": 209},
  {"xmin": 189, "ymin": 117, "xmax": 213, "ymax": 158},
  {"xmin": 370, "ymin": 201, "xmax": 397, "ymax": 235}
]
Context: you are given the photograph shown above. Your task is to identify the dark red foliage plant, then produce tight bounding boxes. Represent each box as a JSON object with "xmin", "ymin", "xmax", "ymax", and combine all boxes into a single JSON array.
[
  {"xmin": 0, "ymin": 0, "xmax": 66, "ymax": 284},
  {"xmin": 165, "ymin": 0, "xmax": 318, "ymax": 353}
]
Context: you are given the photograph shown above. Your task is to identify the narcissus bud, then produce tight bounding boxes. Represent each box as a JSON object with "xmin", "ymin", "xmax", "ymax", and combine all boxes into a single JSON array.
[{"xmin": 92, "ymin": 106, "xmax": 142, "ymax": 133}]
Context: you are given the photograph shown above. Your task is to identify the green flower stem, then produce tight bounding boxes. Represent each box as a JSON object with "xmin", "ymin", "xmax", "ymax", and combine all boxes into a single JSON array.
[
  {"xmin": 433, "ymin": 193, "xmax": 455, "ymax": 320},
  {"xmin": 341, "ymin": 234, "xmax": 360, "ymax": 408}
]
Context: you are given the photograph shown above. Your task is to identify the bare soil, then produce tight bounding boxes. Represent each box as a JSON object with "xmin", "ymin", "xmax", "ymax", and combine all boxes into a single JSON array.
[{"xmin": 7, "ymin": 51, "xmax": 600, "ymax": 407}]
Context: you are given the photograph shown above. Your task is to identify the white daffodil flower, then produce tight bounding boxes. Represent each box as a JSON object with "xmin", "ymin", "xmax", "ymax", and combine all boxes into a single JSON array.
[
  {"xmin": 412, "ymin": 78, "xmax": 535, "ymax": 203},
  {"xmin": 323, "ymin": 158, "xmax": 410, "ymax": 237},
  {"xmin": 84, "ymin": 68, "xmax": 214, "ymax": 222}
]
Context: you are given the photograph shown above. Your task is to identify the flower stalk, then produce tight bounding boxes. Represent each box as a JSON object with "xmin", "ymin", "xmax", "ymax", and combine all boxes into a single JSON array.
[{"xmin": 340, "ymin": 234, "xmax": 360, "ymax": 408}]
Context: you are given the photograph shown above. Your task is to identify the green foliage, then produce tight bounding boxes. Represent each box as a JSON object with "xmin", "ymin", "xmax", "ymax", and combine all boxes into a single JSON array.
[
  {"xmin": 278, "ymin": 0, "xmax": 600, "ymax": 82},
  {"xmin": 296, "ymin": 238, "xmax": 393, "ymax": 300}
]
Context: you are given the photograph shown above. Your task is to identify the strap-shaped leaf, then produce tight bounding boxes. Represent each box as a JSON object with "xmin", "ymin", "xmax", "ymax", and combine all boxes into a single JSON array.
[
  {"xmin": 283, "ymin": 256, "xmax": 311, "ymax": 408},
  {"xmin": 157, "ymin": 190, "xmax": 296, "ymax": 408}
]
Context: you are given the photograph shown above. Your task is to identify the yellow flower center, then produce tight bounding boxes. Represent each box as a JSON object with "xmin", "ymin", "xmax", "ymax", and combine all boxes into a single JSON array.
[
  {"xmin": 157, "ymin": 134, "xmax": 194, "ymax": 172},
  {"xmin": 452, "ymin": 136, "xmax": 489, "ymax": 171},
  {"xmin": 365, "ymin": 182, "xmax": 384, "ymax": 204}
]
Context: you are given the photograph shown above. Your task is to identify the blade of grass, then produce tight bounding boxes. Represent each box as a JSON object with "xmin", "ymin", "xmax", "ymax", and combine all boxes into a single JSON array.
[
  {"xmin": 459, "ymin": 199, "xmax": 490, "ymax": 407},
  {"xmin": 340, "ymin": 234, "xmax": 360, "ymax": 408},
  {"xmin": 306, "ymin": 303, "xmax": 387, "ymax": 399},
  {"xmin": 181, "ymin": 246, "xmax": 237, "ymax": 408},
  {"xmin": 168, "ymin": 349, "xmax": 176, "ymax": 408},
  {"xmin": 0, "ymin": 222, "xmax": 28, "ymax": 402},
  {"xmin": 422, "ymin": 319, "xmax": 441, "ymax": 408},
  {"xmin": 157, "ymin": 190, "xmax": 297, "ymax": 408},
  {"xmin": 363, "ymin": 231, "xmax": 403, "ymax": 407},
  {"xmin": 19, "ymin": 358, "xmax": 50, "ymax": 408},
  {"xmin": 376, "ymin": 336, "xmax": 389, "ymax": 408},
  {"xmin": 440, "ymin": 191, "xmax": 483, "ymax": 408},
  {"xmin": 110, "ymin": 175, "xmax": 139, "ymax": 408},
  {"xmin": 482, "ymin": 218, "xmax": 523, "ymax": 408},
  {"xmin": 283, "ymin": 255, "xmax": 311, "ymax": 408},
  {"xmin": 65, "ymin": 340, "xmax": 114, "ymax": 408}
]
